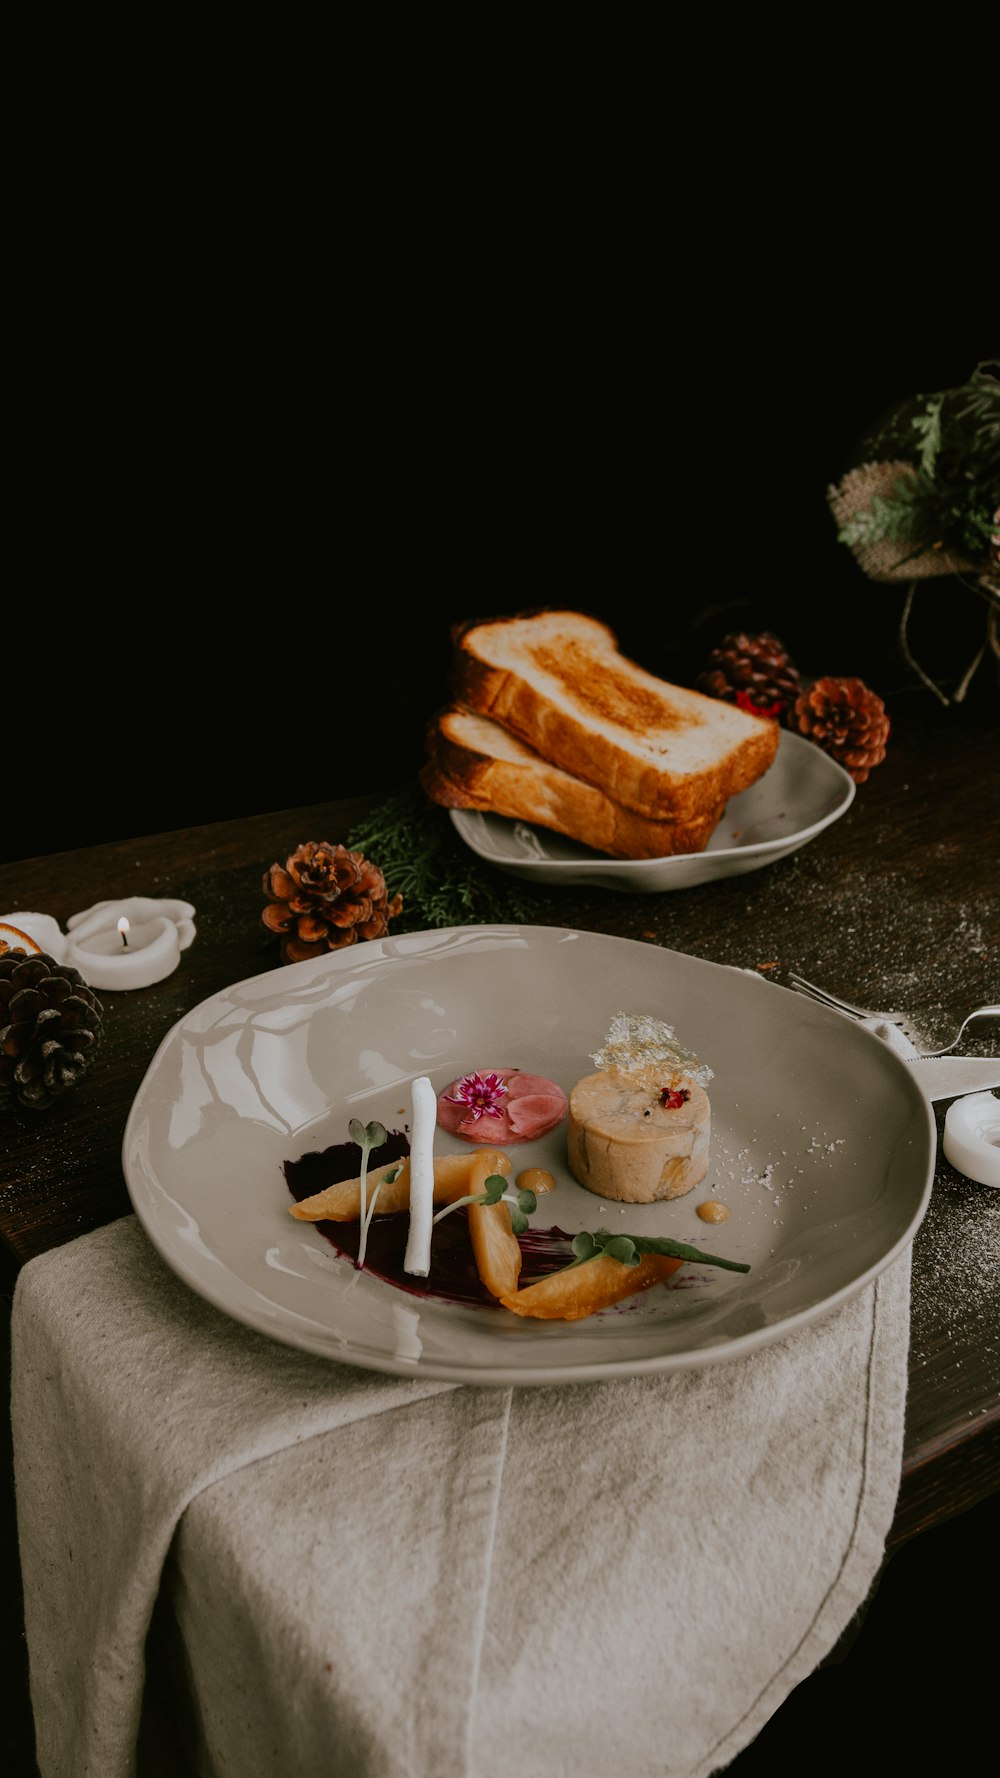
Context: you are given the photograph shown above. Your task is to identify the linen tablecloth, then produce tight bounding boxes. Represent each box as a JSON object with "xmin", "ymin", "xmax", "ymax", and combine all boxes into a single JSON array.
[{"xmin": 12, "ymin": 1205, "xmax": 910, "ymax": 1778}]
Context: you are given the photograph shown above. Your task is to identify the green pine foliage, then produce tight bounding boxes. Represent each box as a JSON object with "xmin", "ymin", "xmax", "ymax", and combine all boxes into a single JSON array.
[
  {"xmin": 838, "ymin": 359, "xmax": 1000, "ymax": 571},
  {"xmin": 346, "ymin": 784, "xmax": 543, "ymax": 929}
]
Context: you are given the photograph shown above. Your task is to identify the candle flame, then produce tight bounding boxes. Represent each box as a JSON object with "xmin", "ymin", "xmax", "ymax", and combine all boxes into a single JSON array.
[{"xmin": 118, "ymin": 917, "xmax": 130, "ymax": 948}]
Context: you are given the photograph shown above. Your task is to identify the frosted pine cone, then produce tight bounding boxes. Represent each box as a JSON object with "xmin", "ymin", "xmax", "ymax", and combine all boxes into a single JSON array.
[
  {"xmin": 695, "ymin": 631, "xmax": 801, "ymax": 718},
  {"xmin": 262, "ymin": 841, "xmax": 403, "ymax": 964},
  {"xmin": 788, "ymin": 677, "xmax": 890, "ymax": 783}
]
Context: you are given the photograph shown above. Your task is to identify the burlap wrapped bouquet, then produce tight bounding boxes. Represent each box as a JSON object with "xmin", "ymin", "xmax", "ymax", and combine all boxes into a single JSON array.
[
  {"xmin": 827, "ymin": 460, "xmax": 988, "ymax": 584},
  {"xmin": 825, "ymin": 364, "xmax": 999, "ymax": 703}
]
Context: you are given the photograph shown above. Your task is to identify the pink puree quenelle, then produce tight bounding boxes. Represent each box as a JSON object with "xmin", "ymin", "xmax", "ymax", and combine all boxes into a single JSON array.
[{"xmin": 436, "ymin": 1068, "xmax": 568, "ymax": 1144}]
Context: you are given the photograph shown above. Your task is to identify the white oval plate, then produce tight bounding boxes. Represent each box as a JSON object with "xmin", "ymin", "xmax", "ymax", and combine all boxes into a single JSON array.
[
  {"xmin": 449, "ymin": 729, "xmax": 855, "ymax": 891},
  {"xmin": 122, "ymin": 925, "xmax": 933, "ymax": 1386}
]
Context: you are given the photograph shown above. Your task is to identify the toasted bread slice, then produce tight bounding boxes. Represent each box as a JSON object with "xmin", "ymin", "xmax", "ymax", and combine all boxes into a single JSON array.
[
  {"xmin": 421, "ymin": 706, "xmax": 725, "ymax": 859},
  {"xmin": 447, "ymin": 609, "xmax": 780, "ymax": 822}
]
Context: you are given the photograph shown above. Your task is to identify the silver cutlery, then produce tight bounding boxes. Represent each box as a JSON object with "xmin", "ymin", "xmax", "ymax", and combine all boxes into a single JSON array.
[{"xmin": 788, "ymin": 975, "xmax": 1000, "ymax": 1058}]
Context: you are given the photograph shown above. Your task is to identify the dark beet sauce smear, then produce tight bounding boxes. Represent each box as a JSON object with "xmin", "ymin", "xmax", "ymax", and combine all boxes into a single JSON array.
[{"xmin": 284, "ymin": 1134, "xmax": 574, "ymax": 1307}]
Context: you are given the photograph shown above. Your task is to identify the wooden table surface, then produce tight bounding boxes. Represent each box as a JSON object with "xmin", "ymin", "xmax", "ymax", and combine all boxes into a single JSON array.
[{"xmin": 2, "ymin": 684, "xmax": 998, "ymax": 1556}]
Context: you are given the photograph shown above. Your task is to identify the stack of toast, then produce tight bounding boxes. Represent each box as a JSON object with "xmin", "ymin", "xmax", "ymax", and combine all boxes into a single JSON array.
[{"xmin": 420, "ymin": 610, "xmax": 781, "ymax": 860}]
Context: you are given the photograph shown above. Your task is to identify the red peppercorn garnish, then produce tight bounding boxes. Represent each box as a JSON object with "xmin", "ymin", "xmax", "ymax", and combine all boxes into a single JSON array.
[{"xmin": 659, "ymin": 1086, "xmax": 691, "ymax": 1110}]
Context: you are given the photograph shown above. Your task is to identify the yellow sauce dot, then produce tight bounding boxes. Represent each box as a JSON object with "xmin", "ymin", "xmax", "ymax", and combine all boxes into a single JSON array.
[
  {"xmin": 516, "ymin": 1167, "xmax": 555, "ymax": 1195},
  {"xmin": 696, "ymin": 1200, "xmax": 731, "ymax": 1224}
]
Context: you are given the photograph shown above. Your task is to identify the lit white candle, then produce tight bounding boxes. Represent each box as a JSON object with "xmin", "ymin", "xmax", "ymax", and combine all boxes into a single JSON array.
[{"xmin": 64, "ymin": 898, "xmax": 196, "ymax": 991}]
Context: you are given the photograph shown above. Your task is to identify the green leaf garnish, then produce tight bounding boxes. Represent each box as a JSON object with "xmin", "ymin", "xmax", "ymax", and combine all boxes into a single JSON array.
[
  {"xmin": 506, "ymin": 1188, "xmax": 537, "ymax": 1235},
  {"xmin": 600, "ymin": 1235, "xmax": 641, "ymax": 1266},
  {"xmin": 559, "ymin": 1226, "xmax": 749, "ymax": 1275},
  {"xmin": 625, "ymin": 1234, "xmax": 750, "ymax": 1273},
  {"xmin": 351, "ymin": 1119, "xmax": 390, "ymax": 1271},
  {"xmin": 348, "ymin": 1117, "xmax": 387, "ymax": 1151}
]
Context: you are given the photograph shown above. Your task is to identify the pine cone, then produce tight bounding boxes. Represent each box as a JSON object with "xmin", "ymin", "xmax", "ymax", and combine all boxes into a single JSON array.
[
  {"xmin": 695, "ymin": 631, "xmax": 801, "ymax": 717},
  {"xmin": 262, "ymin": 841, "xmax": 404, "ymax": 964},
  {"xmin": 0, "ymin": 951, "xmax": 105, "ymax": 1112},
  {"xmin": 788, "ymin": 677, "xmax": 890, "ymax": 783}
]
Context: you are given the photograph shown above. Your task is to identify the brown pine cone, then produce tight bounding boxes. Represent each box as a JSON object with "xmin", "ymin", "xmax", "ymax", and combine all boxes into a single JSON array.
[
  {"xmin": 695, "ymin": 631, "xmax": 801, "ymax": 718},
  {"xmin": 0, "ymin": 951, "xmax": 105, "ymax": 1111},
  {"xmin": 788, "ymin": 677, "xmax": 890, "ymax": 783},
  {"xmin": 262, "ymin": 841, "xmax": 404, "ymax": 964}
]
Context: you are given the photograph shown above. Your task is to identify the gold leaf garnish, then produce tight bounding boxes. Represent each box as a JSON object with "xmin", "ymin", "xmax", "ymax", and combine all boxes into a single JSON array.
[{"xmin": 589, "ymin": 1012, "xmax": 713, "ymax": 1086}]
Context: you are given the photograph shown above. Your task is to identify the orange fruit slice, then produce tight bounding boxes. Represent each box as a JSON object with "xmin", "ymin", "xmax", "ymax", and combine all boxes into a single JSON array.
[
  {"xmin": 466, "ymin": 1149, "xmax": 522, "ymax": 1300},
  {"xmin": 500, "ymin": 1250, "xmax": 683, "ymax": 1320}
]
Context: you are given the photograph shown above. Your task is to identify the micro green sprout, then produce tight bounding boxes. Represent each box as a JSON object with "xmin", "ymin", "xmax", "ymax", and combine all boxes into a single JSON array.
[
  {"xmin": 348, "ymin": 1118, "xmax": 394, "ymax": 1270},
  {"xmin": 432, "ymin": 1173, "xmax": 538, "ymax": 1236}
]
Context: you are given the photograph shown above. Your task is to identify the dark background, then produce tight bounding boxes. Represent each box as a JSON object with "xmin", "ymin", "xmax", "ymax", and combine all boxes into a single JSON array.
[
  {"xmin": 5, "ymin": 294, "xmax": 997, "ymax": 1767},
  {"xmin": 8, "ymin": 321, "xmax": 994, "ymax": 864}
]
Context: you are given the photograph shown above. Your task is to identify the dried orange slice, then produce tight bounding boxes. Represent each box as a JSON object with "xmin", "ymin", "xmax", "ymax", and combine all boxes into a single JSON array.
[
  {"xmin": 500, "ymin": 1250, "xmax": 683, "ymax": 1320},
  {"xmin": 0, "ymin": 922, "xmax": 41, "ymax": 957}
]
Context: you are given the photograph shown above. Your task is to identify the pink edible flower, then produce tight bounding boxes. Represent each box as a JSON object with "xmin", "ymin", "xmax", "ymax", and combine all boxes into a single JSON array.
[{"xmin": 442, "ymin": 1070, "xmax": 509, "ymax": 1120}]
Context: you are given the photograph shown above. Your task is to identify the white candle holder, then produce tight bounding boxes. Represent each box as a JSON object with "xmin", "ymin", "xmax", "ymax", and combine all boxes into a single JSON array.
[
  {"xmin": 943, "ymin": 1092, "xmax": 1000, "ymax": 1189},
  {"xmin": 64, "ymin": 898, "xmax": 196, "ymax": 991}
]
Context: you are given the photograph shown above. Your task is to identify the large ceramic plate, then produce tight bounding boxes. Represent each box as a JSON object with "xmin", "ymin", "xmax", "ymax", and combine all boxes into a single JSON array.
[
  {"xmin": 122, "ymin": 926, "xmax": 935, "ymax": 1386},
  {"xmin": 449, "ymin": 729, "xmax": 855, "ymax": 891}
]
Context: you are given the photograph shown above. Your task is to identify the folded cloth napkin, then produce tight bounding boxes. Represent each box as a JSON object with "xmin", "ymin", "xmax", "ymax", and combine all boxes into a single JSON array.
[{"xmin": 11, "ymin": 1193, "xmax": 910, "ymax": 1778}]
